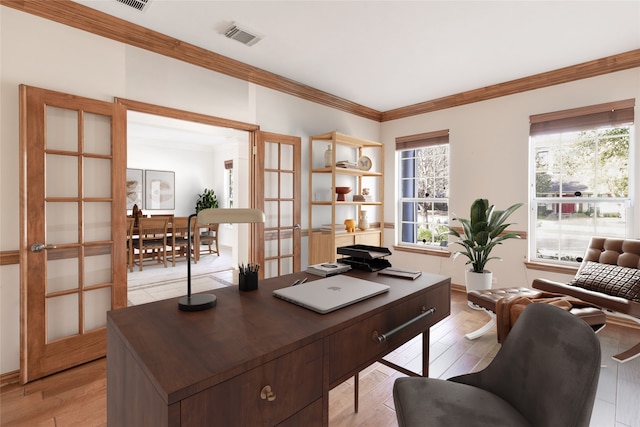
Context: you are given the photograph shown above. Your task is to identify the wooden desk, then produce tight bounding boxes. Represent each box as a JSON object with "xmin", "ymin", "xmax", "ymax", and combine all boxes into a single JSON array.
[{"xmin": 107, "ymin": 270, "xmax": 451, "ymax": 426}]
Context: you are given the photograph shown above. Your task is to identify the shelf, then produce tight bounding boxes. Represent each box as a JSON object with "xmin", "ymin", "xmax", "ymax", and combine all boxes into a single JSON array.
[
  {"xmin": 310, "ymin": 131, "xmax": 382, "ymax": 149},
  {"xmin": 308, "ymin": 131, "xmax": 384, "ymax": 264},
  {"xmin": 311, "ymin": 201, "xmax": 382, "ymax": 206},
  {"xmin": 311, "ymin": 167, "xmax": 382, "ymax": 177}
]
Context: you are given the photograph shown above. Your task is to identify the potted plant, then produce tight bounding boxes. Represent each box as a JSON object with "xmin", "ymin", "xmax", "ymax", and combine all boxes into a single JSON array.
[
  {"xmin": 448, "ymin": 198, "xmax": 523, "ymax": 293},
  {"xmin": 195, "ymin": 188, "xmax": 219, "ymax": 213}
]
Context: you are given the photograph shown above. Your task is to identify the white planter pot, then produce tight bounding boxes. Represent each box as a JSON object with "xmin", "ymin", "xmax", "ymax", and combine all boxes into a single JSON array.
[{"xmin": 465, "ymin": 270, "xmax": 493, "ymax": 309}]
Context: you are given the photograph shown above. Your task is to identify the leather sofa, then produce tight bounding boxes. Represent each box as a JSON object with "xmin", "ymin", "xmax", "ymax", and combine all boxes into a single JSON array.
[{"xmin": 533, "ymin": 236, "xmax": 640, "ymax": 362}]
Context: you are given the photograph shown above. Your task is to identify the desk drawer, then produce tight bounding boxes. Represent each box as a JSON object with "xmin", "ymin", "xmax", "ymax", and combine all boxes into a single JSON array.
[
  {"xmin": 327, "ymin": 284, "xmax": 449, "ymax": 385},
  {"xmin": 181, "ymin": 340, "xmax": 323, "ymax": 427}
]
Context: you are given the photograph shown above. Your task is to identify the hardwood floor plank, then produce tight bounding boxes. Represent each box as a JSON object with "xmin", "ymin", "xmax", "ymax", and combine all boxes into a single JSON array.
[{"xmin": 617, "ymin": 351, "xmax": 640, "ymax": 426}]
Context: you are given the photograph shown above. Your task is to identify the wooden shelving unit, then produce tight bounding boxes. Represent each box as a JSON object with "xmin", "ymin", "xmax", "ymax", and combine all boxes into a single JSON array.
[{"xmin": 308, "ymin": 131, "xmax": 384, "ymax": 264}]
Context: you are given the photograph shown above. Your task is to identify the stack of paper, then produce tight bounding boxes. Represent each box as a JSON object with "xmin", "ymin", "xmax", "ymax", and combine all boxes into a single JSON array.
[{"xmin": 306, "ymin": 262, "xmax": 352, "ymax": 277}]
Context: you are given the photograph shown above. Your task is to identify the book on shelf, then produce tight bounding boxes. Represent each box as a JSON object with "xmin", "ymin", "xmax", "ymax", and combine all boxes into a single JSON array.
[
  {"xmin": 335, "ymin": 160, "xmax": 359, "ymax": 169},
  {"xmin": 306, "ymin": 262, "xmax": 352, "ymax": 277},
  {"xmin": 377, "ymin": 267, "xmax": 422, "ymax": 280}
]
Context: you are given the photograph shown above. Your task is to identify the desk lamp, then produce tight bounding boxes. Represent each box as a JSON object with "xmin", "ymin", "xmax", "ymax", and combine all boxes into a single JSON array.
[{"xmin": 178, "ymin": 208, "xmax": 265, "ymax": 311}]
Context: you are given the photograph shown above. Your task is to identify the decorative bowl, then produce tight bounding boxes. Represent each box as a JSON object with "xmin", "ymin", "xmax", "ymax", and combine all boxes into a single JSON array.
[{"xmin": 335, "ymin": 186, "xmax": 352, "ymax": 201}]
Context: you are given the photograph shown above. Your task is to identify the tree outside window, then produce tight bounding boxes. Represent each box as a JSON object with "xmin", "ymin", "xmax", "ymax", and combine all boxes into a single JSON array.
[{"xmin": 532, "ymin": 127, "xmax": 631, "ymax": 263}]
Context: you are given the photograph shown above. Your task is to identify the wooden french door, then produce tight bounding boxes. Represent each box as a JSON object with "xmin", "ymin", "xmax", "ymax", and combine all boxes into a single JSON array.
[
  {"xmin": 19, "ymin": 85, "xmax": 127, "ymax": 383},
  {"xmin": 254, "ymin": 132, "xmax": 302, "ymax": 278}
]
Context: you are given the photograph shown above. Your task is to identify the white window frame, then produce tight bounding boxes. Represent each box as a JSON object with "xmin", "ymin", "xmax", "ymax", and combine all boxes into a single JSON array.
[
  {"xmin": 528, "ymin": 100, "xmax": 635, "ymax": 265},
  {"xmin": 395, "ymin": 130, "xmax": 450, "ymax": 249}
]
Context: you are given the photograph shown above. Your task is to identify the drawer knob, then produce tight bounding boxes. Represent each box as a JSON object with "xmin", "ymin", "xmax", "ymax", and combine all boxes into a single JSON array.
[{"xmin": 260, "ymin": 385, "xmax": 277, "ymax": 401}]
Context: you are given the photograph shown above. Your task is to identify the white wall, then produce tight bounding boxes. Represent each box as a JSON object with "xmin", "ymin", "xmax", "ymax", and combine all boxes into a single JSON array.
[
  {"xmin": 127, "ymin": 134, "xmax": 250, "ymax": 216},
  {"xmin": 381, "ymin": 69, "xmax": 640, "ymax": 289}
]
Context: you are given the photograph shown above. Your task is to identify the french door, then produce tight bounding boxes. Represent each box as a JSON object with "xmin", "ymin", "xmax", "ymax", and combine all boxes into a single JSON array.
[
  {"xmin": 20, "ymin": 85, "xmax": 127, "ymax": 383},
  {"xmin": 254, "ymin": 132, "xmax": 302, "ymax": 278}
]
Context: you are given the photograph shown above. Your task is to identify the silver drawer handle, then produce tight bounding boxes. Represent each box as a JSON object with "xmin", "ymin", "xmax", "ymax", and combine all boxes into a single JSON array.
[{"xmin": 372, "ymin": 307, "xmax": 436, "ymax": 343}]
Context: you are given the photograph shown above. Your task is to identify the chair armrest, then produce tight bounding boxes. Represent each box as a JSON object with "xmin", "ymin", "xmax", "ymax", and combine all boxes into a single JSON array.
[{"xmin": 532, "ymin": 279, "xmax": 640, "ymax": 317}]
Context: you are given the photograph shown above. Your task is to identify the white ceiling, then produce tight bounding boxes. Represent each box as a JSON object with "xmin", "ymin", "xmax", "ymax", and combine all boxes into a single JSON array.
[
  {"xmin": 74, "ymin": 0, "xmax": 640, "ymax": 112},
  {"xmin": 127, "ymin": 111, "xmax": 249, "ymax": 149}
]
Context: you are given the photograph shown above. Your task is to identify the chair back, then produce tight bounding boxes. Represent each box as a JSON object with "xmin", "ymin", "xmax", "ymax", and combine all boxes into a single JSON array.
[
  {"xmin": 452, "ymin": 303, "xmax": 601, "ymax": 427},
  {"xmin": 138, "ymin": 217, "xmax": 169, "ymax": 244},
  {"xmin": 171, "ymin": 216, "xmax": 194, "ymax": 241},
  {"xmin": 126, "ymin": 217, "xmax": 135, "ymax": 238}
]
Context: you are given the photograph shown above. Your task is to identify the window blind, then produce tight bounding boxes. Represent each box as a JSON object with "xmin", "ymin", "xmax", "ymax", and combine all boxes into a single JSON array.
[
  {"xmin": 530, "ymin": 99, "xmax": 634, "ymax": 136},
  {"xmin": 396, "ymin": 129, "xmax": 449, "ymax": 151}
]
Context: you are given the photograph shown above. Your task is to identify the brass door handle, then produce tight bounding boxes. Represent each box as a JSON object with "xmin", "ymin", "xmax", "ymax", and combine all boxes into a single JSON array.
[{"xmin": 260, "ymin": 385, "xmax": 276, "ymax": 401}]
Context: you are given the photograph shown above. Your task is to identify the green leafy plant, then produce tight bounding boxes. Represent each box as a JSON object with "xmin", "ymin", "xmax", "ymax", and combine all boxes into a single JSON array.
[
  {"xmin": 448, "ymin": 198, "xmax": 523, "ymax": 273},
  {"xmin": 195, "ymin": 188, "xmax": 219, "ymax": 213}
]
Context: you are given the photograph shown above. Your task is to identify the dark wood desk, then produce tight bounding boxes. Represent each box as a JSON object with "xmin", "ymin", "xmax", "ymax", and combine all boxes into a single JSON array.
[{"xmin": 107, "ymin": 270, "xmax": 451, "ymax": 426}]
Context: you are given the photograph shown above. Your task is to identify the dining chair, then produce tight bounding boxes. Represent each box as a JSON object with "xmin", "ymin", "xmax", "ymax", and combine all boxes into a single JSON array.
[
  {"xmin": 126, "ymin": 217, "xmax": 135, "ymax": 273},
  {"xmin": 168, "ymin": 216, "xmax": 197, "ymax": 266},
  {"xmin": 134, "ymin": 217, "xmax": 169, "ymax": 271},
  {"xmin": 197, "ymin": 223, "xmax": 219, "ymax": 260},
  {"xmin": 150, "ymin": 214, "xmax": 175, "ymax": 224}
]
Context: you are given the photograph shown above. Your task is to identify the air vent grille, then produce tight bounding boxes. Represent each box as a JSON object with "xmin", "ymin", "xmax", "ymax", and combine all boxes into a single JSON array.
[
  {"xmin": 224, "ymin": 24, "xmax": 262, "ymax": 46},
  {"xmin": 116, "ymin": 0, "xmax": 151, "ymax": 12}
]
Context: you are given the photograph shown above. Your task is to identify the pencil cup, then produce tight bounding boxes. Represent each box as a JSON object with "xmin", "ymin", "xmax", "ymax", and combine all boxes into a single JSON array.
[{"xmin": 239, "ymin": 271, "xmax": 258, "ymax": 291}]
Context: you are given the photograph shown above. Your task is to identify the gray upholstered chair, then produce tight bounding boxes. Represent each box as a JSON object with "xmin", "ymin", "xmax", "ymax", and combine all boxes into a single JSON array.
[{"xmin": 393, "ymin": 303, "xmax": 601, "ymax": 427}]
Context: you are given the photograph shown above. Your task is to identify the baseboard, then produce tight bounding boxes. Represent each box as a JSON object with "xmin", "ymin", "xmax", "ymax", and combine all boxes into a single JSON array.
[{"xmin": 0, "ymin": 370, "xmax": 20, "ymax": 389}]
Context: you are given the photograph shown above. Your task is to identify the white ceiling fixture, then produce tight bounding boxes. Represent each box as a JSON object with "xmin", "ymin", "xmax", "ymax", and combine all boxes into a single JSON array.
[
  {"xmin": 223, "ymin": 22, "xmax": 262, "ymax": 47},
  {"xmin": 115, "ymin": 0, "xmax": 151, "ymax": 13}
]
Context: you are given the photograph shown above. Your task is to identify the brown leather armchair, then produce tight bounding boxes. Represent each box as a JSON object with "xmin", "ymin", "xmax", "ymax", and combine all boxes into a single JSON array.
[{"xmin": 533, "ymin": 236, "xmax": 640, "ymax": 362}]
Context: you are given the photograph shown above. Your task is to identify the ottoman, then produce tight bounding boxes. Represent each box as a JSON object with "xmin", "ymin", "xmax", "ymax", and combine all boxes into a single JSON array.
[{"xmin": 466, "ymin": 287, "xmax": 606, "ymax": 341}]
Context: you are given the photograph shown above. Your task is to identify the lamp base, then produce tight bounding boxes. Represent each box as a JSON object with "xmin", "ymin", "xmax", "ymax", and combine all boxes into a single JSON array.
[{"xmin": 178, "ymin": 294, "xmax": 217, "ymax": 311}]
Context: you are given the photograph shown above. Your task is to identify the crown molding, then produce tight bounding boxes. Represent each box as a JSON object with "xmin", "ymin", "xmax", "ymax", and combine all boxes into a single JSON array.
[{"xmin": 381, "ymin": 49, "xmax": 640, "ymax": 122}]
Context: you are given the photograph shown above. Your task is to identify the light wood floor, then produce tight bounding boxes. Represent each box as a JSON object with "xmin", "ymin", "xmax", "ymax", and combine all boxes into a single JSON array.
[{"xmin": 2, "ymin": 290, "xmax": 639, "ymax": 426}]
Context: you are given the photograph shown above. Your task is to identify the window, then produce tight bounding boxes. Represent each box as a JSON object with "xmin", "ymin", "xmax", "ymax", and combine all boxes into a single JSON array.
[
  {"xmin": 396, "ymin": 130, "xmax": 449, "ymax": 248},
  {"xmin": 224, "ymin": 159, "xmax": 233, "ymax": 208},
  {"xmin": 529, "ymin": 99, "xmax": 634, "ymax": 264}
]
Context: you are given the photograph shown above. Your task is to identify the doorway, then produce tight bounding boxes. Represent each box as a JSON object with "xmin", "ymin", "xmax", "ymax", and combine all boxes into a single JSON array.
[{"xmin": 117, "ymin": 99, "xmax": 259, "ymax": 297}]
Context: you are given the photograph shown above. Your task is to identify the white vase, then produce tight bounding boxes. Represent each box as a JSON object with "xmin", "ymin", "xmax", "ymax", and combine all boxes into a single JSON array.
[
  {"xmin": 358, "ymin": 210, "xmax": 369, "ymax": 230},
  {"xmin": 465, "ymin": 269, "xmax": 492, "ymax": 309},
  {"xmin": 324, "ymin": 144, "xmax": 332, "ymax": 167}
]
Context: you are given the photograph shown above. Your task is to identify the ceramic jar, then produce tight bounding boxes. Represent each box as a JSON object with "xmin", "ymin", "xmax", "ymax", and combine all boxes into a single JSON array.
[
  {"xmin": 324, "ymin": 144, "xmax": 332, "ymax": 167},
  {"xmin": 358, "ymin": 210, "xmax": 369, "ymax": 230}
]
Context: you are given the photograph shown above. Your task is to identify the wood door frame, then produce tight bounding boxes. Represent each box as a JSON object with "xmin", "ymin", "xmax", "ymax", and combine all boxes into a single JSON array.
[{"xmin": 114, "ymin": 98, "xmax": 263, "ymax": 263}]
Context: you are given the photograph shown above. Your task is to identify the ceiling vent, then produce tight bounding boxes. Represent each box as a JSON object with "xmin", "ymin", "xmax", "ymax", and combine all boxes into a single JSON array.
[
  {"xmin": 115, "ymin": 0, "xmax": 151, "ymax": 12},
  {"xmin": 223, "ymin": 23, "xmax": 262, "ymax": 47}
]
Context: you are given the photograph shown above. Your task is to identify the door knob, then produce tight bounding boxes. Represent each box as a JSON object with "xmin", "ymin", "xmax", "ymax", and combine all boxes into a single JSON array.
[
  {"xmin": 30, "ymin": 243, "xmax": 57, "ymax": 252},
  {"xmin": 294, "ymin": 224, "xmax": 301, "ymax": 230}
]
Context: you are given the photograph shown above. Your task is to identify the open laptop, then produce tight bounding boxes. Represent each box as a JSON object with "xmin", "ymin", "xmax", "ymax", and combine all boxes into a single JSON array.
[{"xmin": 273, "ymin": 275, "xmax": 390, "ymax": 314}]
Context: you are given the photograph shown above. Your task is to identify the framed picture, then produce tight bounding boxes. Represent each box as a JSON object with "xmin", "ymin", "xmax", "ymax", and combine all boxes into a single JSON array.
[
  {"xmin": 126, "ymin": 168, "xmax": 143, "ymax": 209},
  {"xmin": 145, "ymin": 170, "xmax": 175, "ymax": 210}
]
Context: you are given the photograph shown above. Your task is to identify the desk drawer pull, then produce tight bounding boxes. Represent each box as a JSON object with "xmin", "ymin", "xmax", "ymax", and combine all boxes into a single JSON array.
[
  {"xmin": 260, "ymin": 385, "xmax": 276, "ymax": 402},
  {"xmin": 372, "ymin": 307, "xmax": 436, "ymax": 343}
]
